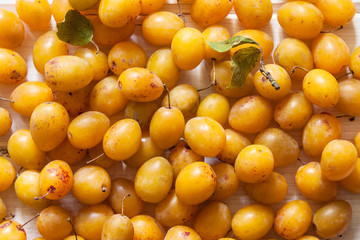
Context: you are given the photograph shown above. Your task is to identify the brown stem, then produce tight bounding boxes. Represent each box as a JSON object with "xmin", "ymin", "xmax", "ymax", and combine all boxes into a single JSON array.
[
  {"xmin": 179, "ymin": 137, "xmax": 187, "ymax": 144},
  {"xmin": 197, "ymin": 82, "xmax": 215, "ymax": 92},
  {"xmin": 336, "ymin": 70, "xmax": 354, "ymax": 80},
  {"xmin": 258, "ymin": 47, "xmax": 280, "ymax": 90},
  {"xmin": 0, "ymin": 146, "xmax": 9, "ymax": 158},
  {"xmin": 86, "ymin": 152, "xmax": 104, "ymax": 164},
  {"xmin": 101, "ymin": 185, "xmax": 107, "ymax": 193},
  {"xmin": 0, "ymin": 97, "xmax": 14, "ymax": 103},
  {"xmin": 164, "ymin": 84, "xmax": 171, "ymax": 109},
  {"xmin": 17, "ymin": 167, "xmax": 24, "ymax": 178},
  {"xmin": 197, "ymin": 59, "xmax": 216, "ymax": 92},
  {"xmin": 212, "ymin": 58, "xmax": 216, "ymax": 85},
  {"xmin": 177, "ymin": 0, "xmax": 186, "ymax": 24},
  {"xmin": 336, "ymin": 115, "xmax": 355, "ymax": 121},
  {"xmin": 90, "ymin": 40, "xmax": 99, "ymax": 54},
  {"xmin": 122, "ymin": 193, "xmax": 131, "ymax": 216},
  {"xmin": 34, "ymin": 186, "xmax": 55, "ymax": 200},
  {"xmin": 3, "ymin": 213, "xmax": 15, "ymax": 221},
  {"xmin": 154, "ymin": 219, "xmax": 166, "ymax": 236},
  {"xmin": 297, "ymin": 158, "xmax": 306, "ymax": 165},
  {"xmin": 18, "ymin": 213, "xmax": 40, "ymax": 230},
  {"xmin": 67, "ymin": 218, "xmax": 78, "ymax": 240},
  {"xmin": 290, "ymin": 66, "xmax": 309, "ymax": 74},
  {"xmin": 320, "ymin": 25, "xmax": 343, "ymax": 33}
]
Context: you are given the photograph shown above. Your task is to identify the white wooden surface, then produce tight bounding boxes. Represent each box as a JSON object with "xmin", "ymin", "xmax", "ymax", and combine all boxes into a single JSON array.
[{"xmin": 1, "ymin": 0, "xmax": 360, "ymax": 239}]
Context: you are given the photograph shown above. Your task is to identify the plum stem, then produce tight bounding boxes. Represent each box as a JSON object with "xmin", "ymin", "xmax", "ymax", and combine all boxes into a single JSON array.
[
  {"xmin": 336, "ymin": 115, "xmax": 355, "ymax": 121},
  {"xmin": 0, "ymin": 146, "xmax": 9, "ymax": 158},
  {"xmin": 320, "ymin": 25, "xmax": 343, "ymax": 33},
  {"xmin": 122, "ymin": 193, "xmax": 131, "ymax": 216},
  {"xmin": 18, "ymin": 213, "xmax": 40, "ymax": 230},
  {"xmin": 154, "ymin": 219, "xmax": 166, "ymax": 235},
  {"xmin": 90, "ymin": 40, "xmax": 99, "ymax": 54},
  {"xmin": 176, "ymin": 0, "xmax": 186, "ymax": 24},
  {"xmin": 3, "ymin": 213, "xmax": 15, "ymax": 221},
  {"xmin": 67, "ymin": 218, "xmax": 78, "ymax": 240},
  {"xmin": 197, "ymin": 59, "xmax": 216, "ymax": 92},
  {"xmin": 258, "ymin": 47, "xmax": 280, "ymax": 90},
  {"xmin": 291, "ymin": 66, "xmax": 309, "ymax": 74},
  {"xmin": 17, "ymin": 167, "xmax": 24, "ymax": 178},
  {"xmin": 34, "ymin": 186, "xmax": 55, "ymax": 200},
  {"xmin": 336, "ymin": 70, "xmax": 354, "ymax": 80},
  {"xmin": 86, "ymin": 153, "xmax": 105, "ymax": 164},
  {"xmin": 0, "ymin": 97, "xmax": 14, "ymax": 103},
  {"xmin": 164, "ymin": 84, "xmax": 171, "ymax": 109},
  {"xmin": 297, "ymin": 158, "xmax": 306, "ymax": 165}
]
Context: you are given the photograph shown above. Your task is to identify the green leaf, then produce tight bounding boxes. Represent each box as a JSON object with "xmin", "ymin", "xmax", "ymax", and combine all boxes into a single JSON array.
[
  {"xmin": 228, "ymin": 46, "xmax": 261, "ymax": 88},
  {"xmin": 56, "ymin": 10, "xmax": 93, "ymax": 46},
  {"xmin": 206, "ymin": 36, "xmax": 259, "ymax": 53}
]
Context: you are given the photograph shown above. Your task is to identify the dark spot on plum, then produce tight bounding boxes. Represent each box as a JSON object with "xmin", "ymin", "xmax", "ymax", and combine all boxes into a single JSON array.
[
  {"xmin": 58, "ymin": 171, "xmax": 69, "ymax": 183},
  {"xmin": 0, "ymin": 221, "xmax": 11, "ymax": 229},
  {"xmin": 47, "ymin": 168, "xmax": 56, "ymax": 173},
  {"xmin": 321, "ymin": 118, "xmax": 330, "ymax": 127},
  {"xmin": 10, "ymin": 70, "xmax": 21, "ymax": 79},
  {"xmin": 48, "ymin": 185, "xmax": 56, "ymax": 192}
]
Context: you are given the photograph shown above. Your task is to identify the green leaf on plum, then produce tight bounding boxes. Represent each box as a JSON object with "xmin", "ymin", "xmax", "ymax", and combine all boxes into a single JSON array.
[
  {"xmin": 229, "ymin": 46, "xmax": 260, "ymax": 88},
  {"xmin": 206, "ymin": 35, "xmax": 259, "ymax": 53},
  {"xmin": 56, "ymin": 10, "xmax": 93, "ymax": 46}
]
